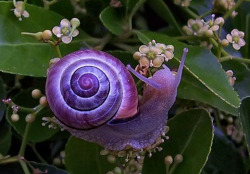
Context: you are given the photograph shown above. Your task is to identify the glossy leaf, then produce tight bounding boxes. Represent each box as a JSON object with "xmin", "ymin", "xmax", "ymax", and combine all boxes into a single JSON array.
[
  {"xmin": 136, "ymin": 31, "xmax": 240, "ymax": 115},
  {"xmin": 202, "ymin": 128, "xmax": 245, "ymax": 174},
  {"xmin": 239, "ymin": 97, "xmax": 250, "ymax": 156},
  {"xmin": 65, "ymin": 136, "xmax": 115, "ymax": 174},
  {"xmin": 100, "ymin": 6, "xmax": 125, "ymax": 35},
  {"xmin": 0, "ymin": 2, "xmax": 89, "ymax": 77},
  {"xmin": 0, "ymin": 76, "xmax": 6, "ymax": 121},
  {"xmin": 6, "ymin": 90, "xmax": 58, "ymax": 142},
  {"xmin": 0, "ymin": 121, "xmax": 12, "ymax": 155},
  {"xmin": 142, "ymin": 109, "xmax": 213, "ymax": 174}
]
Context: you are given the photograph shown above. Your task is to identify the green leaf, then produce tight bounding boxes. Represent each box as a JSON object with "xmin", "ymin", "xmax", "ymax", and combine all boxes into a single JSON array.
[
  {"xmin": 239, "ymin": 97, "xmax": 250, "ymax": 156},
  {"xmin": 0, "ymin": 76, "xmax": 6, "ymax": 121},
  {"xmin": 142, "ymin": 109, "xmax": 213, "ymax": 174},
  {"xmin": 123, "ymin": 0, "xmax": 146, "ymax": 21},
  {"xmin": 100, "ymin": 6, "xmax": 125, "ymax": 35},
  {"xmin": 6, "ymin": 90, "xmax": 58, "ymax": 142},
  {"xmin": 0, "ymin": 121, "xmax": 12, "ymax": 155},
  {"xmin": 65, "ymin": 136, "xmax": 115, "ymax": 174},
  {"xmin": 136, "ymin": 31, "xmax": 240, "ymax": 115},
  {"xmin": 202, "ymin": 128, "xmax": 246, "ymax": 174},
  {"xmin": 0, "ymin": 2, "xmax": 89, "ymax": 77}
]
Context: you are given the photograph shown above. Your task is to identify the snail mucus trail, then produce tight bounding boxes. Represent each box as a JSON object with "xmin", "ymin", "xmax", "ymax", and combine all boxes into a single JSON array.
[{"xmin": 46, "ymin": 48, "xmax": 188, "ymax": 151}]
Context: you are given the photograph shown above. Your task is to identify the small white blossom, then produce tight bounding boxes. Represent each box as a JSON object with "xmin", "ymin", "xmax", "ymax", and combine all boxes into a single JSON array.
[
  {"xmin": 226, "ymin": 29, "xmax": 246, "ymax": 50},
  {"xmin": 133, "ymin": 40, "xmax": 174, "ymax": 68},
  {"xmin": 183, "ymin": 19, "xmax": 209, "ymax": 36},
  {"xmin": 206, "ymin": 14, "xmax": 224, "ymax": 32},
  {"xmin": 52, "ymin": 18, "xmax": 80, "ymax": 44},
  {"xmin": 13, "ymin": 1, "xmax": 29, "ymax": 21}
]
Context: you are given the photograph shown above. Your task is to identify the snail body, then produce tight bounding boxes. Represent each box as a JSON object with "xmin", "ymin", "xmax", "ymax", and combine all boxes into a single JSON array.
[{"xmin": 46, "ymin": 49, "xmax": 187, "ymax": 150}]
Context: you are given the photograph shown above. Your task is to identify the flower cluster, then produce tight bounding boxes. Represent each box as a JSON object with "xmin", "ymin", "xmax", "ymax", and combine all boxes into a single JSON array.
[
  {"xmin": 213, "ymin": 0, "xmax": 238, "ymax": 17},
  {"xmin": 13, "ymin": 1, "xmax": 29, "ymax": 21},
  {"xmin": 173, "ymin": 0, "xmax": 191, "ymax": 7},
  {"xmin": 183, "ymin": 15, "xmax": 224, "ymax": 37},
  {"xmin": 226, "ymin": 29, "xmax": 246, "ymax": 50},
  {"xmin": 133, "ymin": 40, "xmax": 174, "ymax": 68},
  {"xmin": 52, "ymin": 18, "xmax": 80, "ymax": 44}
]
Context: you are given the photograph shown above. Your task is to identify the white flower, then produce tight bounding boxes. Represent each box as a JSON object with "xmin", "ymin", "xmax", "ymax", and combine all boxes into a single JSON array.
[
  {"xmin": 226, "ymin": 29, "xmax": 246, "ymax": 50},
  {"xmin": 207, "ymin": 15, "xmax": 224, "ymax": 32},
  {"xmin": 183, "ymin": 19, "xmax": 208, "ymax": 36},
  {"xmin": 13, "ymin": 1, "xmax": 29, "ymax": 21},
  {"xmin": 52, "ymin": 18, "xmax": 80, "ymax": 44}
]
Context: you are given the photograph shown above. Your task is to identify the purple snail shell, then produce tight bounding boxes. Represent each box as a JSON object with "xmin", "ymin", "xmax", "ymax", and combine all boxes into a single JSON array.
[{"xmin": 46, "ymin": 49, "xmax": 187, "ymax": 150}]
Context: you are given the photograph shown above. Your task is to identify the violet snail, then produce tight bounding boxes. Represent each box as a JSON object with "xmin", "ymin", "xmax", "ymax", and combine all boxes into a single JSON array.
[{"xmin": 46, "ymin": 48, "xmax": 187, "ymax": 150}]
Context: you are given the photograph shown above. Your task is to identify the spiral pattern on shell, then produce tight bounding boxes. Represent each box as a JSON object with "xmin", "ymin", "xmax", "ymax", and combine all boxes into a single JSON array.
[{"xmin": 46, "ymin": 50, "xmax": 138, "ymax": 130}]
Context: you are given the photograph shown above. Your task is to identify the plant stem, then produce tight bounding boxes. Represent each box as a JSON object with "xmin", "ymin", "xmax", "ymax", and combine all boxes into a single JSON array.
[
  {"xmin": 55, "ymin": 45, "xmax": 62, "ymax": 58},
  {"xmin": 94, "ymin": 34, "xmax": 112, "ymax": 50},
  {"xmin": 210, "ymin": 38, "xmax": 230, "ymax": 57},
  {"xmin": 183, "ymin": 7, "xmax": 199, "ymax": 19},
  {"xmin": 8, "ymin": 101, "xmax": 39, "ymax": 113},
  {"xmin": 217, "ymin": 44, "xmax": 222, "ymax": 59},
  {"xmin": 19, "ymin": 123, "xmax": 32, "ymax": 156},
  {"xmin": 199, "ymin": 10, "xmax": 213, "ymax": 19},
  {"xmin": 219, "ymin": 56, "xmax": 250, "ymax": 63},
  {"xmin": 19, "ymin": 158, "xmax": 30, "ymax": 174},
  {"xmin": 112, "ymin": 43, "xmax": 137, "ymax": 53},
  {"xmin": 0, "ymin": 156, "xmax": 19, "ymax": 165},
  {"xmin": 223, "ymin": 0, "xmax": 245, "ymax": 20}
]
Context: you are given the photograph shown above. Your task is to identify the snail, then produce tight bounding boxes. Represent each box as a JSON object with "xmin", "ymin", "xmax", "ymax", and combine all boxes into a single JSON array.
[{"xmin": 46, "ymin": 48, "xmax": 187, "ymax": 150}]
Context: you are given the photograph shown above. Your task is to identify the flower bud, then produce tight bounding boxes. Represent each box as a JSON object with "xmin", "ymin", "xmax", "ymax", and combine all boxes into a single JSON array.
[
  {"xmin": 139, "ymin": 57, "xmax": 150, "ymax": 67},
  {"xmin": 164, "ymin": 155, "xmax": 173, "ymax": 165},
  {"xmin": 42, "ymin": 30, "xmax": 52, "ymax": 40},
  {"xmin": 153, "ymin": 56, "xmax": 164, "ymax": 67},
  {"xmin": 139, "ymin": 45, "xmax": 149, "ymax": 54},
  {"xmin": 39, "ymin": 96, "xmax": 48, "ymax": 106},
  {"xmin": 133, "ymin": 52, "xmax": 141, "ymax": 60},
  {"xmin": 11, "ymin": 114, "xmax": 20, "ymax": 122},
  {"xmin": 174, "ymin": 154, "xmax": 183, "ymax": 163},
  {"xmin": 205, "ymin": 30, "xmax": 214, "ymax": 37},
  {"xmin": 221, "ymin": 39, "xmax": 229, "ymax": 47},
  {"xmin": 25, "ymin": 113, "xmax": 36, "ymax": 123},
  {"xmin": 70, "ymin": 18, "xmax": 80, "ymax": 27},
  {"xmin": 164, "ymin": 50, "xmax": 174, "ymax": 60},
  {"xmin": 113, "ymin": 167, "xmax": 122, "ymax": 174},
  {"xmin": 31, "ymin": 89, "xmax": 42, "ymax": 99},
  {"xmin": 107, "ymin": 155, "xmax": 116, "ymax": 163}
]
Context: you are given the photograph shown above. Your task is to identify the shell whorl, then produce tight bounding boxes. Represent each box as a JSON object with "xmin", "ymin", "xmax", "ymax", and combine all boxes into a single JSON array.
[{"xmin": 46, "ymin": 50, "xmax": 138, "ymax": 130}]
